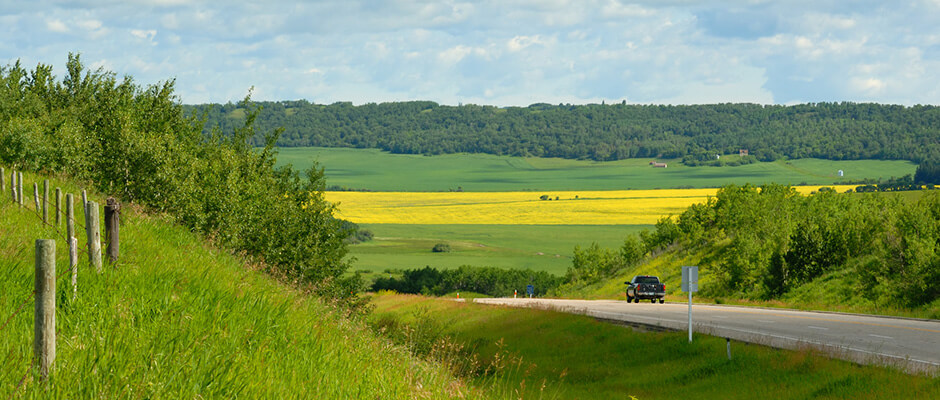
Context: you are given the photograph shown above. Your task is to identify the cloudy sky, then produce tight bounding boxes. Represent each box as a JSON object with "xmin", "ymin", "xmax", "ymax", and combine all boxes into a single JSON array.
[{"xmin": 2, "ymin": 0, "xmax": 939, "ymax": 106}]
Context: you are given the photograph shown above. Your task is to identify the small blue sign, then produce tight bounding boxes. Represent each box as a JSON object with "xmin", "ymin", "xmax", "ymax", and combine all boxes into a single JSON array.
[{"xmin": 526, "ymin": 285, "xmax": 534, "ymax": 296}]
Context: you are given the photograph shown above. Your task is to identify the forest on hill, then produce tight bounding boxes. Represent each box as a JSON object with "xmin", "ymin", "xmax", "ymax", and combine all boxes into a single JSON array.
[{"xmin": 189, "ymin": 100, "xmax": 940, "ymax": 164}]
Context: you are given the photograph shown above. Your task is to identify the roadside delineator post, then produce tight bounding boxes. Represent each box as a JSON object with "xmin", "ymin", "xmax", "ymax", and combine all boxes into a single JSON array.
[{"xmin": 682, "ymin": 266, "xmax": 699, "ymax": 343}]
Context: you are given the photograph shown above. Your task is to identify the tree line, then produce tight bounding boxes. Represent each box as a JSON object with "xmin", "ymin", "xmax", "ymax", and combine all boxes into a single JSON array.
[
  {"xmin": 569, "ymin": 185, "xmax": 940, "ymax": 308},
  {"xmin": 187, "ymin": 100, "xmax": 940, "ymax": 165},
  {"xmin": 0, "ymin": 55, "xmax": 364, "ymax": 309},
  {"xmin": 371, "ymin": 266, "xmax": 562, "ymax": 297}
]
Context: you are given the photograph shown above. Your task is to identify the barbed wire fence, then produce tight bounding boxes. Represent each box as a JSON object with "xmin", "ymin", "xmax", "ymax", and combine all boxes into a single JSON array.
[{"xmin": 2, "ymin": 167, "xmax": 121, "ymax": 397}]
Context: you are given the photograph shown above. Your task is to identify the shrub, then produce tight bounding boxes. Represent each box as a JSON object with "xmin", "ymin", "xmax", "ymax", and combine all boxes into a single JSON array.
[{"xmin": 0, "ymin": 55, "xmax": 359, "ymax": 307}]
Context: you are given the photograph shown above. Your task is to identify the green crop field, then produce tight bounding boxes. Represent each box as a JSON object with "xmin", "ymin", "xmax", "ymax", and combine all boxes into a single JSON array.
[
  {"xmin": 275, "ymin": 147, "xmax": 917, "ymax": 192},
  {"xmin": 350, "ymin": 224, "xmax": 648, "ymax": 276}
]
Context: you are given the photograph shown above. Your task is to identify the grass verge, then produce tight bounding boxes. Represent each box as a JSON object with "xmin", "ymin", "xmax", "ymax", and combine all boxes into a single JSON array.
[{"xmin": 370, "ymin": 293, "xmax": 940, "ymax": 399}]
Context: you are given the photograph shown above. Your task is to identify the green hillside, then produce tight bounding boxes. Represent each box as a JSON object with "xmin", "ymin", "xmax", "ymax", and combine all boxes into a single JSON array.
[
  {"xmin": 0, "ymin": 172, "xmax": 476, "ymax": 398},
  {"xmin": 191, "ymin": 100, "xmax": 940, "ymax": 163},
  {"xmin": 275, "ymin": 147, "xmax": 916, "ymax": 191}
]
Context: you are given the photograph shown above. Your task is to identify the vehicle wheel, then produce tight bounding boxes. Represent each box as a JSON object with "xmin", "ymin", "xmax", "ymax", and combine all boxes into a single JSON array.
[
  {"xmin": 626, "ymin": 294, "xmax": 632, "ymax": 302},
  {"xmin": 650, "ymin": 299, "xmax": 655, "ymax": 304},
  {"xmin": 659, "ymin": 299, "xmax": 664, "ymax": 304}
]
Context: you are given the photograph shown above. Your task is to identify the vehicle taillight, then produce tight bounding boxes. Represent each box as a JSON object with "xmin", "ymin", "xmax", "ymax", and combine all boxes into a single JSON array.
[{"xmin": 663, "ymin": 284, "xmax": 666, "ymax": 291}]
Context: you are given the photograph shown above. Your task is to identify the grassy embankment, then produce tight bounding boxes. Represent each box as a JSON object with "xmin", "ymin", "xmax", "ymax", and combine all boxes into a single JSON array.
[
  {"xmin": 370, "ymin": 293, "xmax": 940, "ymax": 399},
  {"xmin": 0, "ymin": 171, "xmax": 475, "ymax": 398}
]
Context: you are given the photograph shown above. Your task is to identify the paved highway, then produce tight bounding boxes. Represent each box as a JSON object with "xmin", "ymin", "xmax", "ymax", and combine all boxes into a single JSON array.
[{"xmin": 473, "ymin": 298, "xmax": 940, "ymax": 375}]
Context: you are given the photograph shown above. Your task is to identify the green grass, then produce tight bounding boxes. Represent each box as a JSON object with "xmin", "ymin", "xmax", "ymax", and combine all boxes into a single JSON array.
[
  {"xmin": 275, "ymin": 147, "xmax": 917, "ymax": 192},
  {"xmin": 370, "ymin": 293, "xmax": 940, "ymax": 399},
  {"xmin": 0, "ymin": 170, "xmax": 476, "ymax": 398},
  {"xmin": 349, "ymin": 224, "xmax": 649, "ymax": 277}
]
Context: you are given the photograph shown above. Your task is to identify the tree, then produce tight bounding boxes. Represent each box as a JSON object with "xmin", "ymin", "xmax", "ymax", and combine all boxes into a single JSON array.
[{"xmin": 915, "ymin": 160, "xmax": 940, "ymax": 184}]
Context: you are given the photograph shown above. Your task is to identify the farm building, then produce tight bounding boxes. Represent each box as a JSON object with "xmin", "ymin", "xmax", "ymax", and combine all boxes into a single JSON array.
[{"xmin": 649, "ymin": 161, "xmax": 667, "ymax": 168}]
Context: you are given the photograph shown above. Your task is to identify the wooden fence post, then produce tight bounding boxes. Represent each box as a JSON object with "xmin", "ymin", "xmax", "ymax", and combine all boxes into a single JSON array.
[
  {"xmin": 67, "ymin": 193, "xmax": 78, "ymax": 299},
  {"xmin": 18, "ymin": 172, "xmax": 24, "ymax": 206},
  {"xmin": 81, "ymin": 189, "xmax": 87, "ymax": 210},
  {"xmin": 105, "ymin": 197, "xmax": 120, "ymax": 264},
  {"xmin": 9, "ymin": 169, "xmax": 14, "ymax": 203},
  {"xmin": 55, "ymin": 188, "xmax": 62, "ymax": 226},
  {"xmin": 85, "ymin": 200, "xmax": 102, "ymax": 273},
  {"xmin": 66, "ymin": 194, "xmax": 75, "ymax": 245},
  {"xmin": 42, "ymin": 180, "xmax": 49, "ymax": 224},
  {"xmin": 70, "ymin": 237, "xmax": 78, "ymax": 300},
  {"xmin": 34, "ymin": 239, "xmax": 56, "ymax": 380},
  {"xmin": 33, "ymin": 182, "xmax": 40, "ymax": 212},
  {"xmin": 1, "ymin": 166, "xmax": 4, "ymax": 192}
]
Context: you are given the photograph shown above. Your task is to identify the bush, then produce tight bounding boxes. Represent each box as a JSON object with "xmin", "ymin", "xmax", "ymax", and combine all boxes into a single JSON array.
[
  {"xmin": 432, "ymin": 243, "xmax": 451, "ymax": 253},
  {"xmin": 0, "ymin": 55, "xmax": 359, "ymax": 307},
  {"xmin": 371, "ymin": 266, "xmax": 563, "ymax": 297}
]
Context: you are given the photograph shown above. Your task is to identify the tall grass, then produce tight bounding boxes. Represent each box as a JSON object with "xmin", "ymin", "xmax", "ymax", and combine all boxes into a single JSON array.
[
  {"xmin": 1, "ymin": 171, "xmax": 477, "ymax": 398},
  {"xmin": 370, "ymin": 293, "xmax": 940, "ymax": 399}
]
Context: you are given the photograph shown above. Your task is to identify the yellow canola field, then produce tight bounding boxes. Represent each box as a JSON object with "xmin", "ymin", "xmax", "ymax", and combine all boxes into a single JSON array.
[{"xmin": 326, "ymin": 186, "xmax": 856, "ymax": 225}]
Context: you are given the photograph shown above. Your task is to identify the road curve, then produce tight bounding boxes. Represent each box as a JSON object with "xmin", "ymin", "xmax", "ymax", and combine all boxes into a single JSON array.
[{"xmin": 473, "ymin": 298, "xmax": 940, "ymax": 375}]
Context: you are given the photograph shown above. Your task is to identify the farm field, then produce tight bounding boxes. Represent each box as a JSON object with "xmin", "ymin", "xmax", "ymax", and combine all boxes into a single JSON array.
[
  {"xmin": 276, "ymin": 147, "xmax": 917, "ymax": 192},
  {"xmin": 327, "ymin": 186, "xmax": 856, "ymax": 225},
  {"xmin": 336, "ymin": 186, "xmax": 854, "ymax": 275},
  {"xmin": 349, "ymin": 224, "xmax": 646, "ymax": 275},
  {"xmin": 292, "ymin": 146, "xmax": 913, "ymax": 275}
]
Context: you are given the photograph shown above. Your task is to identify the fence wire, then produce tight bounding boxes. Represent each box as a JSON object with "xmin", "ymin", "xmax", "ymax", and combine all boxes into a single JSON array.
[{"xmin": 3, "ymin": 175, "xmax": 114, "ymax": 396}]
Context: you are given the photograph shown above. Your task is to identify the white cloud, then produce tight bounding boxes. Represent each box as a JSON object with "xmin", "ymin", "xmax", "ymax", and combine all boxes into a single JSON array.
[
  {"xmin": 438, "ymin": 45, "xmax": 474, "ymax": 64},
  {"xmin": 852, "ymin": 77, "xmax": 886, "ymax": 93},
  {"xmin": 76, "ymin": 19, "xmax": 102, "ymax": 31},
  {"xmin": 130, "ymin": 29, "xmax": 157, "ymax": 43},
  {"xmin": 3, "ymin": 0, "xmax": 937, "ymax": 106},
  {"xmin": 601, "ymin": 1, "xmax": 655, "ymax": 18},
  {"xmin": 507, "ymin": 35, "xmax": 547, "ymax": 52},
  {"xmin": 46, "ymin": 19, "xmax": 69, "ymax": 33}
]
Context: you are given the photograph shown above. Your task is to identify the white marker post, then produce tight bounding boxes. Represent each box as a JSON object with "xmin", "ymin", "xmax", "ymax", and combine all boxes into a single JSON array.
[{"xmin": 681, "ymin": 266, "xmax": 699, "ymax": 343}]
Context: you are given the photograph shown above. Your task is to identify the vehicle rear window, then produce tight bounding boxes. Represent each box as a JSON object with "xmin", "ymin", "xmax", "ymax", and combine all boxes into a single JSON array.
[{"xmin": 636, "ymin": 277, "xmax": 659, "ymax": 284}]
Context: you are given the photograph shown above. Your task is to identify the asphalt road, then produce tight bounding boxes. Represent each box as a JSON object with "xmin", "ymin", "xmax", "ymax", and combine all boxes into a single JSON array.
[{"xmin": 473, "ymin": 297, "xmax": 940, "ymax": 375}]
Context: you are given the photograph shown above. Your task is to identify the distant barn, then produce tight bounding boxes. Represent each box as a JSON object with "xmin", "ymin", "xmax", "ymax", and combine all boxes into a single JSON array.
[{"xmin": 649, "ymin": 161, "xmax": 667, "ymax": 168}]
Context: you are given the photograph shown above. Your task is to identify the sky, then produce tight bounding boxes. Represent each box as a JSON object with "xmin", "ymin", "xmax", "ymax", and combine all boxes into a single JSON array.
[{"xmin": 2, "ymin": 0, "xmax": 939, "ymax": 106}]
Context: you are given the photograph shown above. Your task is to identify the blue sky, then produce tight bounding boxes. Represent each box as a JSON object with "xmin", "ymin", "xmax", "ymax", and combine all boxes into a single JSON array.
[{"xmin": 2, "ymin": 0, "xmax": 938, "ymax": 106}]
